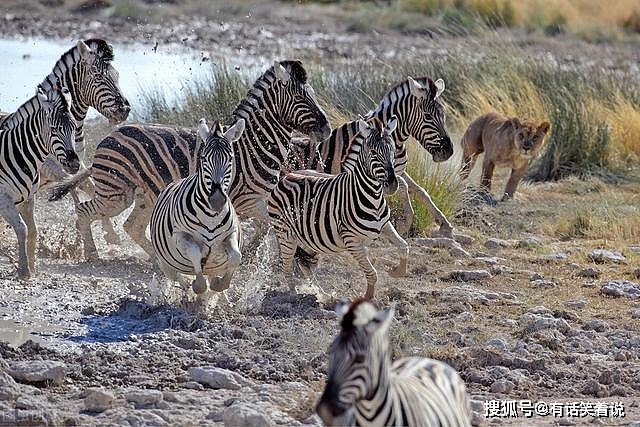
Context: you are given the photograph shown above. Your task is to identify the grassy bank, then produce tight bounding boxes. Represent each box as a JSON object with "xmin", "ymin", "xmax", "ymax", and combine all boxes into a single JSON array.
[{"xmin": 137, "ymin": 45, "xmax": 640, "ymax": 235}]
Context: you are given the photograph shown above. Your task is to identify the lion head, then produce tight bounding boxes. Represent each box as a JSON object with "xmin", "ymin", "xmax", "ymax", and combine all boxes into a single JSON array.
[{"xmin": 510, "ymin": 118, "xmax": 551, "ymax": 159}]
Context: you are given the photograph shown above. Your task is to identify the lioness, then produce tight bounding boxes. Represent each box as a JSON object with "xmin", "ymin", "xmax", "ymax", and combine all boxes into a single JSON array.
[{"xmin": 459, "ymin": 112, "xmax": 550, "ymax": 202}]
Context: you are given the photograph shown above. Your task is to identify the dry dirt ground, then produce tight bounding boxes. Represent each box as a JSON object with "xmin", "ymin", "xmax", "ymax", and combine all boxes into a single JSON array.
[{"xmin": 1, "ymin": 1, "xmax": 640, "ymax": 426}]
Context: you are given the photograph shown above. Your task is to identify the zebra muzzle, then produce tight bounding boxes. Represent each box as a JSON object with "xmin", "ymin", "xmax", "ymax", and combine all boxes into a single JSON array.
[
  {"xmin": 208, "ymin": 187, "xmax": 227, "ymax": 211},
  {"xmin": 61, "ymin": 150, "xmax": 80, "ymax": 174}
]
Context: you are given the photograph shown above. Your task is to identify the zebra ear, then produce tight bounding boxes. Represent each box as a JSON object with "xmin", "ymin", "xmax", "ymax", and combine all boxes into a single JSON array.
[
  {"xmin": 364, "ymin": 306, "xmax": 395, "ymax": 335},
  {"xmin": 407, "ymin": 76, "xmax": 427, "ymax": 99},
  {"xmin": 385, "ymin": 116, "xmax": 398, "ymax": 135},
  {"xmin": 273, "ymin": 61, "xmax": 291, "ymax": 82},
  {"xmin": 433, "ymin": 78, "xmax": 445, "ymax": 99},
  {"xmin": 225, "ymin": 118, "xmax": 245, "ymax": 142},
  {"xmin": 198, "ymin": 118, "xmax": 210, "ymax": 142},
  {"xmin": 335, "ymin": 300, "xmax": 350, "ymax": 318},
  {"xmin": 36, "ymin": 86, "xmax": 51, "ymax": 108},
  {"xmin": 77, "ymin": 40, "xmax": 95, "ymax": 64}
]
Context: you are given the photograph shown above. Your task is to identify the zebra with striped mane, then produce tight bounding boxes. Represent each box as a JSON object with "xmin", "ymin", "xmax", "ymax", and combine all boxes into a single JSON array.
[
  {"xmin": 50, "ymin": 60, "xmax": 331, "ymax": 260},
  {"xmin": 290, "ymin": 76, "xmax": 454, "ymax": 240},
  {"xmin": 0, "ymin": 86, "xmax": 78, "ymax": 279},
  {"xmin": 1, "ymin": 39, "xmax": 130, "ymax": 244},
  {"xmin": 268, "ymin": 116, "xmax": 408, "ymax": 300},
  {"xmin": 150, "ymin": 118, "xmax": 245, "ymax": 297},
  {"xmin": 316, "ymin": 300, "xmax": 472, "ymax": 427}
]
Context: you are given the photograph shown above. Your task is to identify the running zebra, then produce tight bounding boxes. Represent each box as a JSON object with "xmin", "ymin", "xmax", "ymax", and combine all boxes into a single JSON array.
[
  {"xmin": 50, "ymin": 60, "xmax": 330, "ymax": 260},
  {"xmin": 290, "ymin": 76, "xmax": 454, "ymax": 238},
  {"xmin": 1, "ymin": 39, "xmax": 130, "ymax": 244},
  {"xmin": 268, "ymin": 117, "xmax": 407, "ymax": 299},
  {"xmin": 0, "ymin": 86, "xmax": 78, "ymax": 278},
  {"xmin": 150, "ymin": 118, "xmax": 245, "ymax": 297},
  {"xmin": 316, "ymin": 300, "xmax": 472, "ymax": 426}
]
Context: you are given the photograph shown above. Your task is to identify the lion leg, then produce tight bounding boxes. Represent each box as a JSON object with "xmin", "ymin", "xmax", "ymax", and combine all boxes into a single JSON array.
[
  {"xmin": 502, "ymin": 166, "xmax": 527, "ymax": 201},
  {"xmin": 480, "ymin": 160, "xmax": 496, "ymax": 206}
]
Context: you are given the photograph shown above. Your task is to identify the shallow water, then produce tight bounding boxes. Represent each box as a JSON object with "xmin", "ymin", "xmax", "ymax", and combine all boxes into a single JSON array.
[{"xmin": 0, "ymin": 38, "xmax": 210, "ymax": 117}]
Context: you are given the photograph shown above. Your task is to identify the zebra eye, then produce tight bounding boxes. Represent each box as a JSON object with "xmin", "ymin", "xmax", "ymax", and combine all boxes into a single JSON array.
[{"xmin": 353, "ymin": 353, "xmax": 366, "ymax": 364}]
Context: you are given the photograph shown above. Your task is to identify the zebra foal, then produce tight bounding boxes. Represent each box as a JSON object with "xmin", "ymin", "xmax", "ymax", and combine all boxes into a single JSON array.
[
  {"xmin": 150, "ymin": 119, "xmax": 245, "ymax": 297},
  {"xmin": 268, "ymin": 117, "xmax": 407, "ymax": 300},
  {"xmin": 316, "ymin": 300, "xmax": 472, "ymax": 426},
  {"xmin": 0, "ymin": 86, "xmax": 78, "ymax": 278}
]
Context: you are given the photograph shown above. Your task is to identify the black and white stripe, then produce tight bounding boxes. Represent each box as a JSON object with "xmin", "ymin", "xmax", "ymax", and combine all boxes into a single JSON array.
[
  {"xmin": 50, "ymin": 60, "xmax": 330, "ymax": 261},
  {"xmin": 151, "ymin": 118, "xmax": 245, "ymax": 295},
  {"xmin": 316, "ymin": 300, "xmax": 472, "ymax": 427},
  {"xmin": 0, "ymin": 86, "xmax": 78, "ymax": 278},
  {"xmin": 290, "ymin": 76, "xmax": 454, "ymax": 239},
  {"xmin": 1, "ymin": 39, "xmax": 130, "ymax": 244},
  {"xmin": 268, "ymin": 117, "xmax": 407, "ymax": 299}
]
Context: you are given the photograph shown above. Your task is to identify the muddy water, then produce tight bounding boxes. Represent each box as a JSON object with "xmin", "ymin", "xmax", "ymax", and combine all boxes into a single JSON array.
[{"xmin": 0, "ymin": 38, "xmax": 210, "ymax": 116}]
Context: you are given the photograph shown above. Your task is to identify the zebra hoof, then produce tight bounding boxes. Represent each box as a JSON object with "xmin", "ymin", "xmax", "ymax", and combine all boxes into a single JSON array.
[
  {"xmin": 389, "ymin": 264, "xmax": 407, "ymax": 278},
  {"xmin": 192, "ymin": 276, "xmax": 207, "ymax": 294},
  {"xmin": 16, "ymin": 267, "xmax": 31, "ymax": 280}
]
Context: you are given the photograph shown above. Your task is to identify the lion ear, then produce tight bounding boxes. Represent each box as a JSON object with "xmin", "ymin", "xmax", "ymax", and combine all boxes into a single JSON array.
[
  {"xmin": 509, "ymin": 118, "xmax": 522, "ymax": 129},
  {"xmin": 538, "ymin": 121, "xmax": 551, "ymax": 134}
]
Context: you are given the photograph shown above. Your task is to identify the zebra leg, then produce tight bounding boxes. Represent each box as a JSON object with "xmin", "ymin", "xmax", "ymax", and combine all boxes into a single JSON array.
[
  {"xmin": 18, "ymin": 198, "xmax": 37, "ymax": 274},
  {"xmin": 344, "ymin": 235, "xmax": 377, "ymax": 300},
  {"xmin": 393, "ymin": 176, "xmax": 414, "ymax": 236},
  {"xmin": 123, "ymin": 190, "xmax": 155, "ymax": 258},
  {"xmin": 174, "ymin": 231, "xmax": 207, "ymax": 295},
  {"xmin": 0, "ymin": 194, "xmax": 29, "ymax": 278},
  {"xmin": 210, "ymin": 231, "xmax": 242, "ymax": 292},
  {"xmin": 380, "ymin": 222, "xmax": 408, "ymax": 278},
  {"xmin": 402, "ymin": 172, "xmax": 454, "ymax": 238},
  {"xmin": 273, "ymin": 227, "xmax": 298, "ymax": 293}
]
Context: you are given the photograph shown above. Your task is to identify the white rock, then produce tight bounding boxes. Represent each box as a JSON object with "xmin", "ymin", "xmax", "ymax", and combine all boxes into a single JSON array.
[
  {"xmin": 566, "ymin": 299, "xmax": 587, "ymax": 309},
  {"xmin": 485, "ymin": 338, "xmax": 508, "ymax": 351},
  {"xmin": 223, "ymin": 403, "xmax": 274, "ymax": 427},
  {"xmin": 126, "ymin": 389, "xmax": 164, "ymax": 408},
  {"xmin": 576, "ymin": 267, "xmax": 601, "ymax": 278},
  {"xmin": 84, "ymin": 388, "xmax": 114, "ymax": 413},
  {"xmin": 189, "ymin": 367, "xmax": 252, "ymax": 390},
  {"xmin": 589, "ymin": 249, "xmax": 626, "ymax": 263},
  {"xmin": 7, "ymin": 360, "xmax": 66, "ymax": 383},
  {"xmin": 601, "ymin": 280, "xmax": 640, "ymax": 298},
  {"xmin": 531, "ymin": 279, "xmax": 556, "ymax": 288}
]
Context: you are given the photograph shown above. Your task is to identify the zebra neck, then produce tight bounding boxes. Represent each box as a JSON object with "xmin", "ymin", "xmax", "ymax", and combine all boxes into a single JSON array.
[
  {"xmin": 371, "ymin": 91, "xmax": 413, "ymax": 144},
  {"xmin": 3, "ymin": 110, "xmax": 49, "ymax": 164},
  {"xmin": 358, "ymin": 345, "xmax": 392, "ymax": 416},
  {"xmin": 40, "ymin": 49, "xmax": 89, "ymax": 123}
]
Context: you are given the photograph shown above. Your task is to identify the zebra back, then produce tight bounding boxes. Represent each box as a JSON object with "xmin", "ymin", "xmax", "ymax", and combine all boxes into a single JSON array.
[
  {"xmin": 0, "ymin": 86, "xmax": 78, "ymax": 204},
  {"xmin": 316, "ymin": 300, "xmax": 472, "ymax": 427}
]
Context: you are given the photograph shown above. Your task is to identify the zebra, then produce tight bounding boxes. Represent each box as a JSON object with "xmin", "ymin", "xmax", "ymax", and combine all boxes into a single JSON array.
[
  {"xmin": 50, "ymin": 60, "xmax": 331, "ymax": 260},
  {"xmin": 150, "ymin": 118, "xmax": 245, "ymax": 298},
  {"xmin": 268, "ymin": 117, "xmax": 408, "ymax": 300},
  {"xmin": 316, "ymin": 299, "xmax": 472, "ymax": 426},
  {"xmin": 290, "ymin": 76, "xmax": 453, "ymax": 239},
  {"xmin": 0, "ymin": 86, "xmax": 78, "ymax": 279},
  {"xmin": 0, "ymin": 39, "xmax": 130, "ymax": 244}
]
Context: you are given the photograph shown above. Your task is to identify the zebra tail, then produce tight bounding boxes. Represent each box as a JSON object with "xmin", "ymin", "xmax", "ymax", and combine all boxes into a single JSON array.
[{"xmin": 48, "ymin": 167, "xmax": 93, "ymax": 202}]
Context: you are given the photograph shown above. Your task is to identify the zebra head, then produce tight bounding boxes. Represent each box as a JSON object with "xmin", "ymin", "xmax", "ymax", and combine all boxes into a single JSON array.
[
  {"xmin": 272, "ymin": 60, "xmax": 331, "ymax": 142},
  {"xmin": 37, "ymin": 85, "xmax": 79, "ymax": 174},
  {"xmin": 358, "ymin": 116, "xmax": 399, "ymax": 195},
  {"xmin": 317, "ymin": 299, "xmax": 395, "ymax": 426},
  {"xmin": 406, "ymin": 76, "xmax": 453, "ymax": 162},
  {"xmin": 197, "ymin": 118, "xmax": 245, "ymax": 211},
  {"xmin": 77, "ymin": 39, "xmax": 130, "ymax": 125}
]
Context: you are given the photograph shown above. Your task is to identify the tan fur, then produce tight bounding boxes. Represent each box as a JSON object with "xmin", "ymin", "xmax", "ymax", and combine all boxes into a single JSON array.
[{"xmin": 459, "ymin": 112, "xmax": 550, "ymax": 201}]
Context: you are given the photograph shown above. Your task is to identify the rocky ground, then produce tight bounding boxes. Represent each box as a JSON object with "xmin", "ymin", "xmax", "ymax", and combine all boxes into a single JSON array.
[{"xmin": 1, "ymin": 1, "xmax": 640, "ymax": 426}]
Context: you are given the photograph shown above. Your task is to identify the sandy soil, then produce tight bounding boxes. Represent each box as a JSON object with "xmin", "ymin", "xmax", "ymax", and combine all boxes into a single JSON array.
[{"xmin": 1, "ymin": 2, "xmax": 640, "ymax": 426}]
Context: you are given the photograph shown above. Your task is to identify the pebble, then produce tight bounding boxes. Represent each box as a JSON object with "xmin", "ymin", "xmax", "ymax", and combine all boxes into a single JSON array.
[
  {"xmin": 631, "ymin": 309, "xmax": 640, "ymax": 319},
  {"xmin": 190, "ymin": 366, "xmax": 252, "ymax": 390},
  {"xmin": 84, "ymin": 388, "xmax": 114, "ymax": 413},
  {"xmin": 565, "ymin": 299, "xmax": 587, "ymax": 309},
  {"xmin": 223, "ymin": 403, "xmax": 274, "ymax": 427},
  {"xmin": 576, "ymin": 267, "xmax": 601, "ymax": 278},
  {"xmin": 588, "ymin": 249, "xmax": 626, "ymax": 263},
  {"xmin": 445, "ymin": 270, "xmax": 492, "ymax": 282},
  {"xmin": 7, "ymin": 360, "xmax": 67, "ymax": 384},
  {"xmin": 531, "ymin": 279, "xmax": 556, "ymax": 288},
  {"xmin": 601, "ymin": 280, "xmax": 640, "ymax": 298},
  {"xmin": 484, "ymin": 238, "xmax": 513, "ymax": 249},
  {"xmin": 126, "ymin": 389, "xmax": 164, "ymax": 409},
  {"xmin": 583, "ymin": 319, "xmax": 608, "ymax": 332},
  {"xmin": 516, "ymin": 236, "xmax": 543, "ymax": 249}
]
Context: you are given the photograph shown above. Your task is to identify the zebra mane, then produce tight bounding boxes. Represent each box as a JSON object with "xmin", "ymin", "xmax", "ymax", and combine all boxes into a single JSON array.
[
  {"xmin": 376, "ymin": 75, "xmax": 433, "ymax": 109},
  {"xmin": 2, "ymin": 95, "xmax": 43, "ymax": 131},
  {"xmin": 41, "ymin": 38, "xmax": 114, "ymax": 91},
  {"xmin": 340, "ymin": 299, "xmax": 378, "ymax": 333}
]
